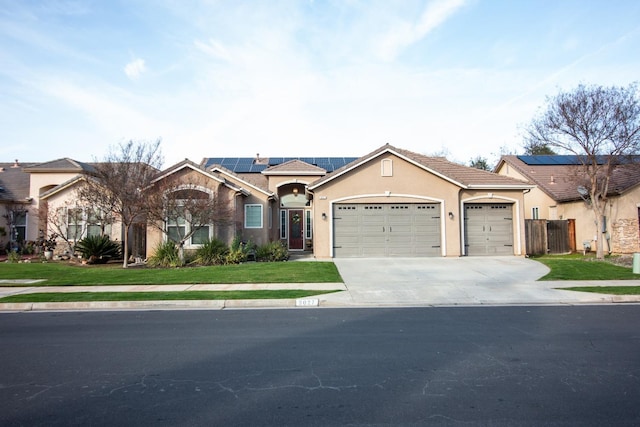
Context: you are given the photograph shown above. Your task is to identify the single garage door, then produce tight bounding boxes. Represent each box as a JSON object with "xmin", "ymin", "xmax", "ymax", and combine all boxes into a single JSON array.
[
  {"xmin": 333, "ymin": 203, "xmax": 441, "ymax": 257},
  {"xmin": 464, "ymin": 203, "xmax": 514, "ymax": 255}
]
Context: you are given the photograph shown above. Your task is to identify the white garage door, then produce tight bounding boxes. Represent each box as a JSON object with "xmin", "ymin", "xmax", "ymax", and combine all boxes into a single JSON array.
[
  {"xmin": 333, "ymin": 203, "xmax": 441, "ymax": 257},
  {"xmin": 464, "ymin": 204, "xmax": 514, "ymax": 255}
]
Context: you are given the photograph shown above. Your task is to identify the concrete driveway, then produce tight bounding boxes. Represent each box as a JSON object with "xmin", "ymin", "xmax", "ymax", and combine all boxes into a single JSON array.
[{"xmin": 324, "ymin": 256, "xmax": 635, "ymax": 306}]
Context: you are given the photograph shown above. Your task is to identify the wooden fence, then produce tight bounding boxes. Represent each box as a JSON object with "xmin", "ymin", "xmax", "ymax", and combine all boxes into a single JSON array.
[{"xmin": 525, "ymin": 219, "xmax": 575, "ymax": 255}]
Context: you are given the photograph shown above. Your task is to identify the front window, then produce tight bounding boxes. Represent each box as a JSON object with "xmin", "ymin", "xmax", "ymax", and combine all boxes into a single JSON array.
[
  {"xmin": 532, "ymin": 207, "xmax": 539, "ymax": 220},
  {"xmin": 305, "ymin": 210, "xmax": 312, "ymax": 239},
  {"xmin": 66, "ymin": 207, "xmax": 110, "ymax": 240},
  {"xmin": 191, "ymin": 226, "xmax": 210, "ymax": 245},
  {"xmin": 167, "ymin": 206, "xmax": 187, "ymax": 243},
  {"xmin": 245, "ymin": 204, "xmax": 263, "ymax": 228},
  {"xmin": 13, "ymin": 211, "xmax": 26, "ymax": 242}
]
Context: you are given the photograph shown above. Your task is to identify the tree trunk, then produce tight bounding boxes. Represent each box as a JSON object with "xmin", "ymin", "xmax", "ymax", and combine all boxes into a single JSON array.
[
  {"xmin": 122, "ymin": 224, "xmax": 130, "ymax": 268},
  {"xmin": 178, "ymin": 243, "xmax": 185, "ymax": 266}
]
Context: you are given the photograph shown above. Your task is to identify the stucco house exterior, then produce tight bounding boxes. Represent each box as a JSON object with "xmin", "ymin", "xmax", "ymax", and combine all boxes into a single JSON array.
[
  {"xmin": 495, "ymin": 155, "xmax": 640, "ymax": 254},
  {"xmin": 147, "ymin": 144, "xmax": 532, "ymax": 259},
  {"xmin": 3, "ymin": 144, "xmax": 535, "ymax": 259}
]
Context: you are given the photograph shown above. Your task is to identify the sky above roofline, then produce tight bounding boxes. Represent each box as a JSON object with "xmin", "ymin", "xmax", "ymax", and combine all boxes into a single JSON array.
[{"xmin": 1, "ymin": 0, "xmax": 639, "ymax": 168}]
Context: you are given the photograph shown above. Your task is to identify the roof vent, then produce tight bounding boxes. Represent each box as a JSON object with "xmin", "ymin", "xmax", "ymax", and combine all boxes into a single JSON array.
[{"xmin": 11, "ymin": 159, "xmax": 19, "ymax": 168}]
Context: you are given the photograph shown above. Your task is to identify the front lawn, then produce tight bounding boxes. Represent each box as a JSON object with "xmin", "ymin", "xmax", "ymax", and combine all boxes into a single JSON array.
[
  {"xmin": 559, "ymin": 286, "xmax": 640, "ymax": 295},
  {"xmin": 534, "ymin": 254, "xmax": 639, "ymax": 281},
  {"xmin": 0, "ymin": 261, "xmax": 342, "ymax": 286},
  {"xmin": 0, "ymin": 290, "xmax": 338, "ymax": 303}
]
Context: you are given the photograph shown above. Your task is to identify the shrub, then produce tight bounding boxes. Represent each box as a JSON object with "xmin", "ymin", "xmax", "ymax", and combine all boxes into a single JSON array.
[
  {"xmin": 6, "ymin": 250, "xmax": 21, "ymax": 263},
  {"xmin": 224, "ymin": 236, "xmax": 249, "ymax": 264},
  {"xmin": 148, "ymin": 241, "xmax": 180, "ymax": 268},
  {"xmin": 75, "ymin": 235, "xmax": 121, "ymax": 264},
  {"xmin": 194, "ymin": 238, "xmax": 228, "ymax": 266},
  {"xmin": 256, "ymin": 241, "xmax": 289, "ymax": 262}
]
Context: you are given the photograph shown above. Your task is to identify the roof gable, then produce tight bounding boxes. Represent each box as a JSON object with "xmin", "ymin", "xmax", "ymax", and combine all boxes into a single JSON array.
[
  {"xmin": 309, "ymin": 144, "xmax": 532, "ymax": 190},
  {"xmin": 23, "ymin": 158, "xmax": 96, "ymax": 174},
  {"xmin": 262, "ymin": 159, "xmax": 327, "ymax": 175}
]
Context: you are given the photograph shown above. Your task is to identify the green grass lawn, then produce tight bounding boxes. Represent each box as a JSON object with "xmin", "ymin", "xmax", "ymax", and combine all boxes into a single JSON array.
[
  {"xmin": 559, "ymin": 286, "xmax": 640, "ymax": 295},
  {"xmin": 534, "ymin": 254, "xmax": 639, "ymax": 281},
  {"xmin": 0, "ymin": 261, "xmax": 342, "ymax": 286},
  {"xmin": 0, "ymin": 290, "xmax": 338, "ymax": 303}
]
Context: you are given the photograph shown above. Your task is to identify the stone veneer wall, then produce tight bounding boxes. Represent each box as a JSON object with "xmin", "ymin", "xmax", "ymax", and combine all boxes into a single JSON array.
[{"xmin": 610, "ymin": 219, "xmax": 639, "ymax": 253}]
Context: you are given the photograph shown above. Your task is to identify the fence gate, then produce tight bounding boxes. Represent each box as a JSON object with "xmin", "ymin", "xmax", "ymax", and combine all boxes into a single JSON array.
[{"xmin": 547, "ymin": 220, "xmax": 571, "ymax": 254}]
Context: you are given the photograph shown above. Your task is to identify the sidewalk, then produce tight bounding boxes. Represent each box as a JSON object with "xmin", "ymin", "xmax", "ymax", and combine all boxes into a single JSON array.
[{"xmin": 1, "ymin": 280, "xmax": 639, "ymax": 311}]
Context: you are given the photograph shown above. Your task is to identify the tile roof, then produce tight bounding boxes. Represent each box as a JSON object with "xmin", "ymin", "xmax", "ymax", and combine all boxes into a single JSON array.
[
  {"xmin": 262, "ymin": 159, "xmax": 327, "ymax": 175},
  {"xmin": 23, "ymin": 158, "xmax": 96, "ymax": 173},
  {"xmin": 497, "ymin": 155, "xmax": 640, "ymax": 202},
  {"xmin": 310, "ymin": 144, "xmax": 532, "ymax": 189},
  {"xmin": 0, "ymin": 162, "xmax": 37, "ymax": 202}
]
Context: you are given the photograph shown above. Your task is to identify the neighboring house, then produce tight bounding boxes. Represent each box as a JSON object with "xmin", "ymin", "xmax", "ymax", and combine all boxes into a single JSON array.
[
  {"xmin": 0, "ymin": 158, "xmax": 128, "ymax": 256},
  {"xmin": 0, "ymin": 160, "xmax": 37, "ymax": 251},
  {"xmin": 495, "ymin": 155, "xmax": 640, "ymax": 254}
]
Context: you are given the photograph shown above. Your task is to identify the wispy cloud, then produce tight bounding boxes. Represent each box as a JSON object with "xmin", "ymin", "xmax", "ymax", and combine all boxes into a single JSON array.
[
  {"xmin": 124, "ymin": 58, "xmax": 146, "ymax": 80},
  {"xmin": 377, "ymin": 0, "xmax": 467, "ymax": 61}
]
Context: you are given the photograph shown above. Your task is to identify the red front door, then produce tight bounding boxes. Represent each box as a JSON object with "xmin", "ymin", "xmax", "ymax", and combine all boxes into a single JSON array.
[{"xmin": 288, "ymin": 209, "xmax": 304, "ymax": 250}]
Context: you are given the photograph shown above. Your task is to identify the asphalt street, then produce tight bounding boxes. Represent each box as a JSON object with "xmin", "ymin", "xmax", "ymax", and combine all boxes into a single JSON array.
[{"xmin": 1, "ymin": 306, "xmax": 640, "ymax": 426}]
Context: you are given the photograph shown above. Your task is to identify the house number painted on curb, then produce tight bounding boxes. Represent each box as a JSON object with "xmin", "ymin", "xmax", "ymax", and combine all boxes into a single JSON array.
[{"xmin": 296, "ymin": 298, "xmax": 319, "ymax": 307}]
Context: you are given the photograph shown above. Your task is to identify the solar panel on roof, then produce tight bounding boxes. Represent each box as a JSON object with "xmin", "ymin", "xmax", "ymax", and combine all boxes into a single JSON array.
[
  {"xmin": 250, "ymin": 164, "xmax": 268, "ymax": 172},
  {"xmin": 236, "ymin": 158, "xmax": 253, "ymax": 165},
  {"xmin": 268, "ymin": 157, "xmax": 284, "ymax": 165}
]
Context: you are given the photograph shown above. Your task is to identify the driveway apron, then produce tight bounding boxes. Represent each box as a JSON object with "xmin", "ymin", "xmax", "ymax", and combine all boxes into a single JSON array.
[{"xmin": 327, "ymin": 257, "xmax": 622, "ymax": 306}]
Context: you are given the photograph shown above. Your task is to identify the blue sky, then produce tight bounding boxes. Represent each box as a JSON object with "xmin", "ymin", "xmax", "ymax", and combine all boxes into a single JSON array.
[{"xmin": 1, "ymin": 0, "xmax": 639, "ymax": 167}]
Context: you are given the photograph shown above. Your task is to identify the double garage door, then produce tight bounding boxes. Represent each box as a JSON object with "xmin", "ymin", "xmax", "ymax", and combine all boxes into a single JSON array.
[
  {"xmin": 333, "ymin": 203, "xmax": 441, "ymax": 257},
  {"xmin": 333, "ymin": 202, "xmax": 515, "ymax": 257}
]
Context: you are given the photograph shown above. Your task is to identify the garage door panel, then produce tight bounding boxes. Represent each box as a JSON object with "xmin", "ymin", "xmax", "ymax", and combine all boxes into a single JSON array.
[
  {"xmin": 464, "ymin": 204, "xmax": 514, "ymax": 256},
  {"xmin": 333, "ymin": 203, "xmax": 441, "ymax": 258}
]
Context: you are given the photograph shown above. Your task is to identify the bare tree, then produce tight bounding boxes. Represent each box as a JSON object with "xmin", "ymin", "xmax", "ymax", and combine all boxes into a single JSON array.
[
  {"xmin": 39, "ymin": 197, "xmax": 114, "ymax": 256},
  {"xmin": 147, "ymin": 173, "xmax": 235, "ymax": 265},
  {"xmin": 526, "ymin": 83, "xmax": 640, "ymax": 259},
  {"xmin": 77, "ymin": 140, "xmax": 163, "ymax": 268}
]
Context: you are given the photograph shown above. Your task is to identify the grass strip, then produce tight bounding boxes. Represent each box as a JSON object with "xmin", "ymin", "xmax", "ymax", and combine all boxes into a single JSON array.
[
  {"xmin": 0, "ymin": 262, "xmax": 342, "ymax": 286},
  {"xmin": 558, "ymin": 286, "xmax": 640, "ymax": 295},
  {"xmin": 534, "ymin": 256, "xmax": 638, "ymax": 281},
  {"xmin": 0, "ymin": 290, "xmax": 340, "ymax": 303}
]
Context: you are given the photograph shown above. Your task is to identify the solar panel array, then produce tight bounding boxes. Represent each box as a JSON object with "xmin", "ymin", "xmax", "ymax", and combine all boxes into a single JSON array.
[
  {"xmin": 516, "ymin": 155, "xmax": 638, "ymax": 166},
  {"xmin": 517, "ymin": 155, "xmax": 583, "ymax": 165},
  {"xmin": 204, "ymin": 157, "xmax": 358, "ymax": 173}
]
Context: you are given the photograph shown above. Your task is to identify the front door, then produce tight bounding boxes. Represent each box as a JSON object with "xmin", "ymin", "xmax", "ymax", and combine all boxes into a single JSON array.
[{"xmin": 288, "ymin": 209, "xmax": 304, "ymax": 250}]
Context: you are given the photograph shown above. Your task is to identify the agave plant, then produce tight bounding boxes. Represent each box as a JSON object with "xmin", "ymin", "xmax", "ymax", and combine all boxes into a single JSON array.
[{"xmin": 75, "ymin": 235, "xmax": 121, "ymax": 264}]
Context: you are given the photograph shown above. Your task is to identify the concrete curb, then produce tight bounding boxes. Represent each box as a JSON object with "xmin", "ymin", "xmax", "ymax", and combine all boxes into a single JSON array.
[{"xmin": 2, "ymin": 294, "xmax": 639, "ymax": 312}]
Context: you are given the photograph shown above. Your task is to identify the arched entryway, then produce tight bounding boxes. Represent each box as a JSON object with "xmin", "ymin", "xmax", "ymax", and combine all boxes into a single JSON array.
[{"xmin": 279, "ymin": 183, "xmax": 311, "ymax": 251}]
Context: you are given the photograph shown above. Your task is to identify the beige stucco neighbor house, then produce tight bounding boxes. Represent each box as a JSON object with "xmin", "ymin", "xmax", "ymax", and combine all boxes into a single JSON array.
[{"xmin": 495, "ymin": 155, "xmax": 640, "ymax": 254}]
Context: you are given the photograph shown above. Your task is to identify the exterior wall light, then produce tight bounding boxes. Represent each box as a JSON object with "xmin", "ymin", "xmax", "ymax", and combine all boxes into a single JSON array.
[
  {"xmin": 321, "ymin": 212, "xmax": 327, "ymax": 220},
  {"xmin": 448, "ymin": 212, "xmax": 454, "ymax": 219}
]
